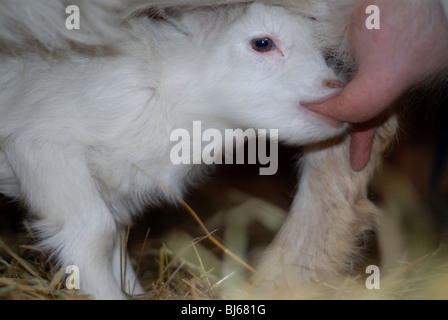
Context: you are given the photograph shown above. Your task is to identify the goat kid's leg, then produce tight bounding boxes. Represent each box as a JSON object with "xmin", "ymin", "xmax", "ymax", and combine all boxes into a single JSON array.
[
  {"xmin": 6, "ymin": 138, "xmax": 127, "ymax": 299},
  {"xmin": 256, "ymin": 116, "xmax": 398, "ymax": 290}
]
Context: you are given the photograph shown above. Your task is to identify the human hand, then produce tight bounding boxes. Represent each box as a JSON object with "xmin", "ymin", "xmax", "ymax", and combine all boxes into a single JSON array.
[{"xmin": 307, "ymin": 0, "xmax": 448, "ymax": 171}]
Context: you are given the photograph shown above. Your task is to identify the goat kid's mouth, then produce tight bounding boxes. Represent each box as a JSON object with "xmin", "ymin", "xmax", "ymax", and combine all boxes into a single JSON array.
[
  {"xmin": 298, "ymin": 103, "xmax": 344, "ymax": 128},
  {"xmin": 299, "ymin": 91, "xmax": 344, "ymax": 128}
]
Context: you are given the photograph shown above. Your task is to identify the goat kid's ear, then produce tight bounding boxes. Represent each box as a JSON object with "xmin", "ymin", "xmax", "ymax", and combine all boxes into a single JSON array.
[
  {"xmin": 177, "ymin": 8, "xmax": 220, "ymax": 38},
  {"xmin": 141, "ymin": 6, "xmax": 220, "ymax": 39},
  {"xmin": 140, "ymin": 6, "xmax": 220, "ymax": 39}
]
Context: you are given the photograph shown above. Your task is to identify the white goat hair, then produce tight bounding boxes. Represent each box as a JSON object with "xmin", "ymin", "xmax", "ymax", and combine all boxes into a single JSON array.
[{"xmin": 0, "ymin": 0, "xmax": 397, "ymax": 299}]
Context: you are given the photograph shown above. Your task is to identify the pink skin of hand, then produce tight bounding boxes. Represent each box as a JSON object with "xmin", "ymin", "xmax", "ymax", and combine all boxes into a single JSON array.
[{"xmin": 306, "ymin": 0, "xmax": 448, "ymax": 171}]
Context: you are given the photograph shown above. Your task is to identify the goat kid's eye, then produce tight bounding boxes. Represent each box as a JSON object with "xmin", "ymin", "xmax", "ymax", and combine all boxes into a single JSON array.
[{"xmin": 251, "ymin": 37, "xmax": 276, "ymax": 53}]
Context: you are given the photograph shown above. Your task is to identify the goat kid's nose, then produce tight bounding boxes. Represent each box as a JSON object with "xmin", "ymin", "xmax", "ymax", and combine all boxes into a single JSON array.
[{"xmin": 323, "ymin": 79, "xmax": 345, "ymax": 89}]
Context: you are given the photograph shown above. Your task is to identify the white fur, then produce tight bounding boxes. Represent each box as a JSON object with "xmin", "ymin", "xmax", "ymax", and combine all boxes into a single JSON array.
[
  {"xmin": 0, "ymin": 0, "xmax": 349, "ymax": 299},
  {"xmin": 256, "ymin": 115, "xmax": 398, "ymax": 293}
]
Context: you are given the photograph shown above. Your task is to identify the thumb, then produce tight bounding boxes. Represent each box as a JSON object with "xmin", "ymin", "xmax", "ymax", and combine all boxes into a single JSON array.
[{"xmin": 307, "ymin": 72, "xmax": 398, "ymax": 124}]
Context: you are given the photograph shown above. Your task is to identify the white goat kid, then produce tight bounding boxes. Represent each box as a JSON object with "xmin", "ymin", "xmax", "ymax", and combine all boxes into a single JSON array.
[{"xmin": 0, "ymin": 1, "xmax": 352, "ymax": 299}]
